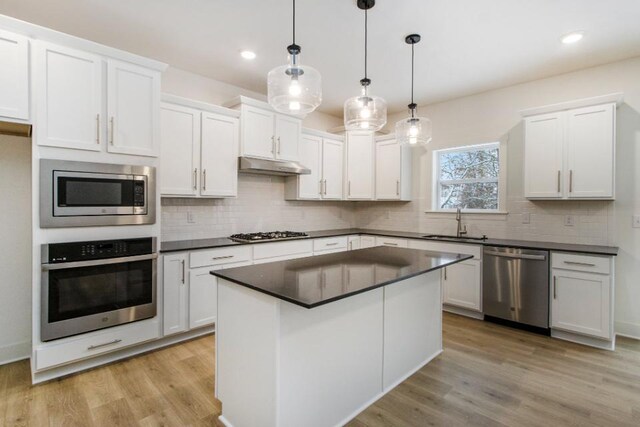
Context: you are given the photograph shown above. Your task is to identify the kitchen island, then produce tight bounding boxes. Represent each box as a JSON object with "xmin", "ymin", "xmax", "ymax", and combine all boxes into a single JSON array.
[{"xmin": 211, "ymin": 246, "xmax": 472, "ymax": 427}]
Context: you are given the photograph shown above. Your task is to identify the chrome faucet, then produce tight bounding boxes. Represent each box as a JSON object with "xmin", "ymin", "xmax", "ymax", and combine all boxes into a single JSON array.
[{"xmin": 456, "ymin": 208, "xmax": 468, "ymax": 237}]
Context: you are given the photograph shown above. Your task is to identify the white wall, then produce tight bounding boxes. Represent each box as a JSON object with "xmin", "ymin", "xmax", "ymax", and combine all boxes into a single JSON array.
[
  {"xmin": 160, "ymin": 67, "xmax": 354, "ymax": 242},
  {"xmin": 356, "ymin": 56, "xmax": 640, "ymax": 338},
  {"xmin": 0, "ymin": 135, "xmax": 32, "ymax": 363}
]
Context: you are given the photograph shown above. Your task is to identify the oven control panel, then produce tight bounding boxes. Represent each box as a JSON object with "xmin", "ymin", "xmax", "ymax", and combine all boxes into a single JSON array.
[{"xmin": 45, "ymin": 237, "xmax": 155, "ymax": 263}]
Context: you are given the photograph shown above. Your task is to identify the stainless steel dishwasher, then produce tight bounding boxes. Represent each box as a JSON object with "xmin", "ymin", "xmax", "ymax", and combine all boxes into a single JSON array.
[{"xmin": 483, "ymin": 246, "xmax": 550, "ymax": 332}]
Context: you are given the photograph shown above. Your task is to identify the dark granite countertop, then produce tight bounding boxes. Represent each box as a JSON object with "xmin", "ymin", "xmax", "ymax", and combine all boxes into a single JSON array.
[
  {"xmin": 212, "ymin": 247, "xmax": 472, "ymax": 309},
  {"xmin": 161, "ymin": 228, "xmax": 618, "ymax": 256}
]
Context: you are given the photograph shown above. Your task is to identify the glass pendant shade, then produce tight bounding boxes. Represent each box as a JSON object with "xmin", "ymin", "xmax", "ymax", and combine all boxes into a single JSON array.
[
  {"xmin": 344, "ymin": 85, "xmax": 387, "ymax": 131},
  {"xmin": 396, "ymin": 114, "xmax": 432, "ymax": 146},
  {"xmin": 268, "ymin": 54, "xmax": 322, "ymax": 116}
]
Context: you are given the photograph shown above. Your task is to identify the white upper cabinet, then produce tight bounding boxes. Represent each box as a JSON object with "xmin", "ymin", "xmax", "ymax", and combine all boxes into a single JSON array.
[
  {"xmin": 160, "ymin": 103, "xmax": 200, "ymax": 196},
  {"xmin": 34, "ymin": 41, "xmax": 103, "ymax": 151},
  {"xmin": 285, "ymin": 132, "xmax": 344, "ymax": 200},
  {"xmin": 160, "ymin": 96, "xmax": 239, "ymax": 198},
  {"xmin": 200, "ymin": 111, "xmax": 239, "ymax": 197},
  {"xmin": 107, "ymin": 59, "xmax": 160, "ymax": 157},
  {"xmin": 0, "ymin": 29, "xmax": 29, "ymax": 121},
  {"xmin": 345, "ymin": 131, "xmax": 374, "ymax": 200},
  {"xmin": 566, "ymin": 104, "xmax": 615, "ymax": 199},
  {"xmin": 524, "ymin": 112, "xmax": 564, "ymax": 198},
  {"xmin": 296, "ymin": 134, "xmax": 322, "ymax": 199},
  {"xmin": 322, "ymin": 137, "xmax": 344, "ymax": 200},
  {"xmin": 275, "ymin": 114, "xmax": 301, "ymax": 161},
  {"xmin": 375, "ymin": 138, "xmax": 411, "ymax": 201},
  {"xmin": 227, "ymin": 97, "xmax": 302, "ymax": 162},
  {"xmin": 241, "ymin": 104, "xmax": 276, "ymax": 159},
  {"xmin": 524, "ymin": 99, "xmax": 617, "ymax": 200},
  {"xmin": 34, "ymin": 41, "xmax": 161, "ymax": 156}
]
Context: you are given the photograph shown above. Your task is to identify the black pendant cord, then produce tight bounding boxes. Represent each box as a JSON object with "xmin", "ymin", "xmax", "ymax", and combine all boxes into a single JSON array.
[
  {"xmin": 292, "ymin": 0, "xmax": 296, "ymax": 46},
  {"xmin": 364, "ymin": 8, "xmax": 368, "ymax": 81},
  {"xmin": 410, "ymin": 42, "xmax": 415, "ymax": 117}
]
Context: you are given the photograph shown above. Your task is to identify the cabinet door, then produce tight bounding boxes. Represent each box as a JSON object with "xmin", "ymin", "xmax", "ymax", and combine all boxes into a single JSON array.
[
  {"xmin": 160, "ymin": 103, "xmax": 200, "ymax": 196},
  {"xmin": 551, "ymin": 270, "xmax": 611, "ymax": 339},
  {"xmin": 241, "ymin": 105, "xmax": 275, "ymax": 159},
  {"xmin": 443, "ymin": 260, "xmax": 481, "ymax": 311},
  {"xmin": 524, "ymin": 113, "xmax": 564, "ymax": 198},
  {"xmin": 189, "ymin": 267, "xmax": 217, "ymax": 329},
  {"xmin": 321, "ymin": 265, "xmax": 344, "ymax": 300},
  {"xmin": 34, "ymin": 41, "xmax": 103, "ymax": 151},
  {"xmin": 107, "ymin": 59, "xmax": 160, "ymax": 157},
  {"xmin": 375, "ymin": 139, "xmax": 401, "ymax": 200},
  {"xmin": 201, "ymin": 112, "xmax": 239, "ymax": 197},
  {"xmin": 0, "ymin": 29, "xmax": 29, "ymax": 120},
  {"xmin": 360, "ymin": 236, "xmax": 376, "ymax": 248},
  {"xmin": 322, "ymin": 138, "xmax": 344, "ymax": 199},
  {"xmin": 298, "ymin": 134, "xmax": 322, "ymax": 199},
  {"xmin": 163, "ymin": 253, "xmax": 189, "ymax": 336},
  {"xmin": 275, "ymin": 114, "xmax": 301, "ymax": 161},
  {"xmin": 346, "ymin": 131, "xmax": 374, "ymax": 199},
  {"xmin": 566, "ymin": 104, "xmax": 615, "ymax": 199},
  {"xmin": 348, "ymin": 236, "xmax": 361, "ymax": 250}
]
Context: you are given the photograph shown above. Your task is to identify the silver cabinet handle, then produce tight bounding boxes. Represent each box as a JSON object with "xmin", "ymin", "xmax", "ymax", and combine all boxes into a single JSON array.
[
  {"xmin": 326, "ymin": 242, "xmax": 339, "ymax": 246},
  {"xmin": 193, "ymin": 168, "xmax": 198, "ymax": 190},
  {"xmin": 319, "ymin": 180, "xmax": 323, "ymax": 196},
  {"xmin": 202, "ymin": 170, "xmax": 207, "ymax": 191},
  {"xmin": 96, "ymin": 114, "xmax": 100, "ymax": 144},
  {"xmin": 42, "ymin": 253, "xmax": 157, "ymax": 270},
  {"xmin": 384, "ymin": 242, "xmax": 398, "ymax": 246},
  {"xmin": 323, "ymin": 179, "xmax": 327, "ymax": 195},
  {"xmin": 484, "ymin": 250, "xmax": 546, "ymax": 261},
  {"xmin": 212, "ymin": 255, "xmax": 234, "ymax": 260},
  {"xmin": 396, "ymin": 180, "xmax": 400, "ymax": 196},
  {"xmin": 563, "ymin": 260, "xmax": 596, "ymax": 267},
  {"xmin": 348, "ymin": 181, "xmax": 351, "ymax": 197},
  {"xmin": 557, "ymin": 170, "xmax": 561, "ymax": 193},
  {"xmin": 553, "ymin": 276, "xmax": 557, "ymax": 299},
  {"xmin": 444, "ymin": 267, "xmax": 447, "ymax": 281},
  {"xmin": 181, "ymin": 259, "xmax": 185, "ymax": 284},
  {"xmin": 277, "ymin": 136, "xmax": 281, "ymax": 154},
  {"xmin": 109, "ymin": 117, "xmax": 114, "ymax": 145},
  {"xmin": 569, "ymin": 170, "xmax": 573, "ymax": 193},
  {"xmin": 88, "ymin": 339, "xmax": 122, "ymax": 351},
  {"xmin": 271, "ymin": 136, "xmax": 275, "ymax": 154},
  {"xmin": 349, "ymin": 241, "xmax": 353, "ymax": 250}
]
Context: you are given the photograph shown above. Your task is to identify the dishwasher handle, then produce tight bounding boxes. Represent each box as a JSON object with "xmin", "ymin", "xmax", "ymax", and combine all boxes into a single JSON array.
[{"xmin": 484, "ymin": 250, "xmax": 546, "ymax": 261}]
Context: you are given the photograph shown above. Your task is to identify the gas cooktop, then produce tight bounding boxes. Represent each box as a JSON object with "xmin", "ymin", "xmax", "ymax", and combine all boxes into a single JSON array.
[{"xmin": 229, "ymin": 231, "xmax": 310, "ymax": 243}]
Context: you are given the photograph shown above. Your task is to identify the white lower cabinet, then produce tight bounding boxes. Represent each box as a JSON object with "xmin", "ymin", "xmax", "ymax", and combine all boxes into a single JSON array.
[
  {"xmin": 348, "ymin": 235, "xmax": 361, "ymax": 250},
  {"xmin": 375, "ymin": 236, "xmax": 408, "ymax": 248},
  {"xmin": 360, "ymin": 236, "xmax": 376, "ymax": 249},
  {"xmin": 551, "ymin": 253, "xmax": 613, "ymax": 341},
  {"xmin": 189, "ymin": 267, "xmax": 218, "ymax": 329},
  {"xmin": 163, "ymin": 253, "xmax": 189, "ymax": 336},
  {"xmin": 442, "ymin": 260, "xmax": 482, "ymax": 312}
]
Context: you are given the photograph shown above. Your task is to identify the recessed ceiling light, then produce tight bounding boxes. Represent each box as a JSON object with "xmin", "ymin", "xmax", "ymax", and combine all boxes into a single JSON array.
[
  {"xmin": 240, "ymin": 50, "xmax": 256, "ymax": 60},
  {"xmin": 561, "ymin": 32, "xmax": 584, "ymax": 44}
]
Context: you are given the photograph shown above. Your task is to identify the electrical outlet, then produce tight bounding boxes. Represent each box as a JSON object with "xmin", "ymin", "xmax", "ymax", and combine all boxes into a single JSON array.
[
  {"xmin": 633, "ymin": 215, "xmax": 640, "ymax": 228},
  {"xmin": 187, "ymin": 211, "xmax": 195, "ymax": 224},
  {"xmin": 564, "ymin": 215, "xmax": 575, "ymax": 226},
  {"xmin": 522, "ymin": 213, "xmax": 531, "ymax": 224}
]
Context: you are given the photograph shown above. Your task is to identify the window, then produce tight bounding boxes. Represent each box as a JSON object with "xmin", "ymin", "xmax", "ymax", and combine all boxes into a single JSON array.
[{"xmin": 434, "ymin": 142, "xmax": 500, "ymax": 211}]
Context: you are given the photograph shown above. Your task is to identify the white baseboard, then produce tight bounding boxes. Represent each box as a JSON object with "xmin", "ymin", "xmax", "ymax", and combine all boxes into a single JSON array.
[
  {"xmin": 551, "ymin": 329, "xmax": 615, "ymax": 351},
  {"xmin": 0, "ymin": 340, "xmax": 31, "ymax": 366},
  {"xmin": 443, "ymin": 305, "xmax": 484, "ymax": 320},
  {"xmin": 615, "ymin": 321, "xmax": 640, "ymax": 340}
]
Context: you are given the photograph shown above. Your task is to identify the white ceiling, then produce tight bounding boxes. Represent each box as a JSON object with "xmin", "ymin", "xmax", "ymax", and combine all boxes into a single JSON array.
[{"xmin": 2, "ymin": 0, "xmax": 640, "ymax": 116}]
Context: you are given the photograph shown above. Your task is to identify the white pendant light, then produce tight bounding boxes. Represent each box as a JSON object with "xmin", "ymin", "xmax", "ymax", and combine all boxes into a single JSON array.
[
  {"xmin": 268, "ymin": 0, "xmax": 322, "ymax": 116},
  {"xmin": 344, "ymin": 0, "xmax": 387, "ymax": 131},
  {"xmin": 396, "ymin": 34, "xmax": 432, "ymax": 146}
]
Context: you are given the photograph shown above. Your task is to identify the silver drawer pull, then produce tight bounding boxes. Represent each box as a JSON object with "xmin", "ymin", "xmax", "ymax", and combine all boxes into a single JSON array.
[
  {"xmin": 88, "ymin": 339, "xmax": 122, "ymax": 350},
  {"xmin": 212, "ymin": 255, "xmax": 235, "ymax": 260},
  {"xmin": 325, "ymin": 242, "xmax": 339, "ymax": 246},
  {"xmin": 384, "ymin": 242, "xmax": 399, "ymax": 246},
  {"xmin": 563, "ymin": 261, "xmax": 596, "ymax": 267}
]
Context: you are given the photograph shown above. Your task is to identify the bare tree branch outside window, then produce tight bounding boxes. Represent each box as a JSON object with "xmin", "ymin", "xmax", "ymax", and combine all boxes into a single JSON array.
[{"xmin": 437, "ymin": 143, "xmax": 499, "ymax": 210}]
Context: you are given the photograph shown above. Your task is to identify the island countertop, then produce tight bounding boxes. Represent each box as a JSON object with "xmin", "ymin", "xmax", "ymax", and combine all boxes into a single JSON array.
[{"xmin": 211, "ymin": 246, "xmax": 473, "ymax": 309}]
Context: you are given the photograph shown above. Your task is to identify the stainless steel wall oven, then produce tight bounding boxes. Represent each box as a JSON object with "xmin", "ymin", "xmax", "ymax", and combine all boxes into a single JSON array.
[
  {"xmin": 40, "ymin": 159, "xmax": 156, "ymax": 228},
  {"xmin": 41, "ymin": 237, "xmax": 157, "ymax": 341}
]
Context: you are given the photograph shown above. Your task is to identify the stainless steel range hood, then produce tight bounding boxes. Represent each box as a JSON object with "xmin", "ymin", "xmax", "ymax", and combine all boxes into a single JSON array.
[
  {"xmin": 0, "ymin": 120, "xmax": 32, "ymax": 137},
  {"xmin": 238, "ymin": 157, "xmax": 311, "ymax": 176}
]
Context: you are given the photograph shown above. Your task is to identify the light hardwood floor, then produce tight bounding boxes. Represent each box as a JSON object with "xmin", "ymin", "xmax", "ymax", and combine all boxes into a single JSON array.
[{"xmin": 1, "ymin": 313, "xmax": 639, "ymax": 426}]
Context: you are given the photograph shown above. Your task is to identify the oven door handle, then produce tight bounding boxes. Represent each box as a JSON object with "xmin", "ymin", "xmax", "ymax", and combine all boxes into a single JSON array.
[{"xmin": 42, "ymin": 253, "xmax": 158, "ymax": 271}]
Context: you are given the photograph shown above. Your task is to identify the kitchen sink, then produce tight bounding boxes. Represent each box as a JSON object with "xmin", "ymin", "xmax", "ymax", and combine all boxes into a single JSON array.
[{"xmin": 422, "ymin": 234, "xmax": 488, "ymax": 241}]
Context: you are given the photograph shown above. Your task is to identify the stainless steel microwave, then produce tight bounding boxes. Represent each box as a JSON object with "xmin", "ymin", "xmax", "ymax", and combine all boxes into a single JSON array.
[{"xmin": 40, "ymin": 160, "xmax": 156, "ymax": 228}]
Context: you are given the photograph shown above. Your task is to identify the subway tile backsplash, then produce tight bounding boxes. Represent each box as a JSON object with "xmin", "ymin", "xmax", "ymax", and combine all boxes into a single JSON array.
[{"xmin": 162, "ymin": 175, "xmax": 613, "ymax": 246}]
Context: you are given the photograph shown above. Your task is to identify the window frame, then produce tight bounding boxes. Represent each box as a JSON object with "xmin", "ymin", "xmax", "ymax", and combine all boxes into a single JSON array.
[{"xmin": 432, "ymin": 142, "xmax": 505, "ymax": 213}]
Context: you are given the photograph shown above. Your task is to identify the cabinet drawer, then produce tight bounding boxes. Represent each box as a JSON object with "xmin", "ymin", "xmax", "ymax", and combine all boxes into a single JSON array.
[
  {"xmin": 253, "ymin": 239, "xmax": 313, "ymax": 261},
  {"xmin": 35, "ymin": 319, "xmax": 159, "ymax": 371},
  {"xmin": 551, "ymin": 252, "xmax": 610, "ymax": 275},
  {"xmin": 375, "ymin": 236, "xmax": 408, "ymax": 248},
  {"xmin": 407, "ymin": 239, "xmax": 482, "ymax": 260},
  {"xmin": 190, "ymin": 246, "xmax": 252, "ymax": 268},
  {"xmin": 313, "ymin": 236, "xmax": 348, "ymax": 252}
]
